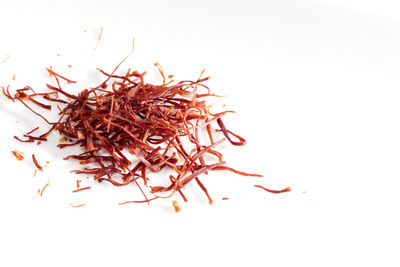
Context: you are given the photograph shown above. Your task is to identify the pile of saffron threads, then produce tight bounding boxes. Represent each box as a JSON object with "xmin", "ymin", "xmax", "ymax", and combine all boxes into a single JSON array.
[{"xmin": 2, "ymin": 63, "xmax": 264, "ymax": 205}]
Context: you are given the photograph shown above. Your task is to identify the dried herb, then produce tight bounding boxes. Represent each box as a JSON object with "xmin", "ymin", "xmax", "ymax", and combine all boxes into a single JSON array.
[
  {"xmin": 72, "ymin": 186, "xmax": 91, "ymax": 193},
  {"xmin": 254, "ymin": 185, "xmax": 291, "ymax": 194},
  {"xmin": 40, "ymin": 181, "xmax": 50, "ymax": 196},
  {"xmin": 118, "ymin": 198, "xmax": 158, "ymax": 205},
  {"xmin": 70, "ymin": 203, "xmax": 86, "ymax": 208},
  {"xmin": 33, "ymin": 188, "xmax": 41, "ymax": 199},
  {"xmin": 32, "ymin": 154, "xmax": 43, "ymax": 171},
  {"xmin": 4, "ymin": 61, "xmax": 263, "ymax": 205},
  {"xmin": 11, "ymin": 150, "xmax": 24, "ymax": 161},
  {"xmin": 172, "ymin": 200, "xmax": 181, "ymax": 212},
  {"xmin": 76, "ymin": 179, "xmax": 81, "ymax": 189},
  {"xmin": 94, "ymin": 26, "xmax": 103, "ymax": 51}
]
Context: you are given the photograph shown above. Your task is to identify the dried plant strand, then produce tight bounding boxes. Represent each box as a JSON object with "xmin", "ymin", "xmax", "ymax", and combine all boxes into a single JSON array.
[
  {"xmin": 254, "ymin": 185, "xmax": 291, "ymax": 194},
  {"xmin": 40, "ymin": 181, "xmax": 50, "ymax": 196},
  {"xmin": 12, "ymin": 150, "xmax": 24, "ymax": 161},
  {"xmin": 32, "ymin": 154, "xmax": 43, "ymax": 171},
  {"xmin": 46, "ymin": 68, "xmax": 77, "ymax": 84},
  {"xmin": 26, "ymin": 127, "xmax": 39, "ymax": 135},
  {"xmin": 172, "ymin": 200, "xmax": 181, "ymax": 212},
  {"xmin": 70, "ymin": 203, "xmax": 86, "ymax": 208},
  {"xmin": 212, "ymin": 166, "xmax": 263, "ymax": 177},
  {"xmin": 72, "ymin": 186, "xmax": 91, "ymax": 193},
  {"xmin": 119, "ymin": 197, "xmax": 159, "ymax": 205}
]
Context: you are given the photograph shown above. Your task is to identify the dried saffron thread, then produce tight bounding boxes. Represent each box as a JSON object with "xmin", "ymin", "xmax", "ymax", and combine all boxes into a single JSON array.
[
  {"xmin": 40, "ymin": 182, "xmax": 49, "ymax": 196},
  {"xmin": 70, "ymin": 203, "xmax": 86, "ymax": 208},
  {"xmin": 195, "ymin": 177, "xmax": 213, "ymax": 205},
  {"xmin": 46, "ymin": 68, "xmax": 77, "ymax": 84},
  {"xmin": 118, "ymin": 196, "xmax": 159, "ymax": 205},
  {"xmin": 212, "ymin": 166, "xmax": 263, "ymax": 177},
  {"xmin": 172, "ymin": 200, "xmax": 181, "ymax": 212},
  {"xmin": 72, "ymin": 186, "xmax": 91, "ymax": 193},
  {"xmin": 26, "ymin": 126, "xmax": 39, "ymax": 135},
  {"xmin": 11, "ymin": 150, "xmax": 24, "ymax": 161},
  {"xmin": 254, "ymin": 185, "xmax": 291, "ymax": 194},
  {"xmin": 32, "ymin": 154, "xmax": 43, "ymax": 171},
  {"xmin": 94, "ymin": 26, "xmax": 103, "ymax": 51},
  {"xmin": 33, "ymin": 188, "xmax": 41, "ymax": 199}
]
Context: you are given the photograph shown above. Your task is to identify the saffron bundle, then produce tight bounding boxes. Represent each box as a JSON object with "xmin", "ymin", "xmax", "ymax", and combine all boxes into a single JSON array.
[{"xmin": 3, "ymin": 62, "xmax": 262, "ymax": 204}]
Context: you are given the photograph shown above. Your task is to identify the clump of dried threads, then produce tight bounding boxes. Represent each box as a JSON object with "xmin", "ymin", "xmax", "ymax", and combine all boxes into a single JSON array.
[{"xmin": 4, "ymin": 62, "xmax": 263, "ymax": 204}]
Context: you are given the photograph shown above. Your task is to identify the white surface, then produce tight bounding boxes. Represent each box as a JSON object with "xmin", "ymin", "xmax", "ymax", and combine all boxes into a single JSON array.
[{"xmin": 0, "ymin": 0, "xmax": 400, "ymax": 266}]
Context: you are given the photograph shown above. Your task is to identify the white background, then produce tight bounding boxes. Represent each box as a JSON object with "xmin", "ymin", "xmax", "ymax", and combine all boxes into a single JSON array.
[{"xmin": 0, "ymin": 0, "xmax": 400, "ymax": 266}]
